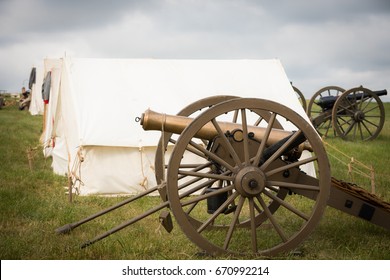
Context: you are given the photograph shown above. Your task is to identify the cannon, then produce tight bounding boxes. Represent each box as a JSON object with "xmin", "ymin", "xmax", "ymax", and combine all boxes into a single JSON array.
[
  {"xmin": 56, "ymin": 96, "xmax": 390, "ymax": 256},
  {"xmin": 307, "ymin": 86, "xmax": 387, "ymax": 141}
]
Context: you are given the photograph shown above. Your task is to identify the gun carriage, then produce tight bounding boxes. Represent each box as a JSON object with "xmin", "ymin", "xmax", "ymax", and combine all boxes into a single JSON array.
[
  {"xmin": 307, "ymin": 86, "xmax": 387, "ymax": 141},
  {"xmin": 57, "ymin": 96, "xmax": 390, "ymax": 256}
]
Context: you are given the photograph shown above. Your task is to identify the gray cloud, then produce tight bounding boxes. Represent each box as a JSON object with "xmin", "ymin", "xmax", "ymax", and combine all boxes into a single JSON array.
[
  {"xmin": 0, "ymin": 0, "xmax": 156, "ymax": 45},
  {"xmin": 0, "ymin": 0, "xmax": 389, "ymax": 100}
]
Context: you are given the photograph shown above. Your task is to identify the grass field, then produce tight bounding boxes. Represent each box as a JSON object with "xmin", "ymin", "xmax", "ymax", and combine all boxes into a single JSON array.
[{"xmin": 1, "ymin": 99, "xmax": 389, "ymax": 260}]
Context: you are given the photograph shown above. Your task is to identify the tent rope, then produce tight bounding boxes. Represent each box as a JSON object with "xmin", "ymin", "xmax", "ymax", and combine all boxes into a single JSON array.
[
  {"xmin": 27, "ymin": 138, "xmax": 53, "ymax": 171},
  {"xmin": 323, "ymin": 139, "xmax": 376, "ymax": 193},
  {"xmin": 67, "ymin": 147, "xmax": 84, "ymax": 201},
  {"xmin": 26, "ymin": 146, "xmax": 39, "ymax": 171},
  {"xmin": 138, "ymin": 146, "xmax": 148, "ymax": 191}
]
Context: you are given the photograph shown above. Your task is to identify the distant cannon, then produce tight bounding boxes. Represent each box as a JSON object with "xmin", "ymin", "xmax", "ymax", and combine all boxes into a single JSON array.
[
  {"xmin": 57, "ymin": 96, "xmax": 390, "ymax": 256},
  {"xmin": 307, "ymin": 86, "xmax": 387, "ymax": 141}
]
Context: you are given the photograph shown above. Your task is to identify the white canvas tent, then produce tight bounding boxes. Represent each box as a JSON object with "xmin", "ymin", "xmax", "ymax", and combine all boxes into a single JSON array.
[
  {"xmin": 42, "ymin": 57, "xmax": 312, "ymax": 195},
  {"xmin": 41, "ymin": 58, "xmax": 67, "ymax": 174},
  {"xmin": 29, "ymin": 65, "xmax": 44, "ymax": 115}
]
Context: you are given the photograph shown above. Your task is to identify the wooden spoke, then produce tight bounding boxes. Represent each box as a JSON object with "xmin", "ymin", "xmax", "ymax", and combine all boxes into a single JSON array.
[
  {"xmin": 240, "ymin": 109, "xmax": 250, "ymax": 165},
  {"xmin": 256, "ymin": 195, "xmax": 288, "ymax": 242},
  {"xmin": 211, "ymin": 118, "xmax": 242, "ymax": 167},
  {"xmin": 263, "ymin": 189, "xmax": 309, "ymax": 220},
  {"xmin": 267, "ymin": 181, "xmax": 320, "ymax": 192},
  {"xmin": 253, "ymin": 112, "xmax": 277, "ymax": 167},
  {"xmin": 197, "ymin": 192, "xmax": 239, "ymax": 233},
  {"xmin": 265, "ymin": 155, "xmax": 318, "ymax": 177},
  {"xmin": 189, "ymin": 140, "xmax": 235, "ymax": 172},
  {"xmin": 223, "ymin": 196, "xmax": 245, "ymax": 250}
]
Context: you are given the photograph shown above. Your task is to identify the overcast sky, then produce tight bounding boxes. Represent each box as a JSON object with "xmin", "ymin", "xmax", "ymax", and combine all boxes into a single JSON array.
[{"xmin": 1, "ymin": 0, "xmax": 389, "ymax": 100}]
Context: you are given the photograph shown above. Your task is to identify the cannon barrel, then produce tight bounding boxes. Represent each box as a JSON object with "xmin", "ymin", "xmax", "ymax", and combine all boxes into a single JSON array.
[
  {"xmin": 140, "ymin": 109, "xmax": 313, "ymax": 151},
  {"xmin": 372, "ymin": 89, "xmax": 387, "ymax": 97},
  {"xmin": 316, "ymin": 89, "xmax": 387, "ymax": 110},
  {"xmin": 316, "ymin": 96, "xmax": 337, "ymax": 111}
]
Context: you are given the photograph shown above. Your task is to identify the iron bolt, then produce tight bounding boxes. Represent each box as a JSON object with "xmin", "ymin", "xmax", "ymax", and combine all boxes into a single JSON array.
[{"xmin": 249, "ymin": 179, "xmax": 258, "ymax": 189}]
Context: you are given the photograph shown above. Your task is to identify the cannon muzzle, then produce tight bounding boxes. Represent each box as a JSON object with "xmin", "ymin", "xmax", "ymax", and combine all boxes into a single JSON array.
[{"xmin": 140, "ymin": 109, "xmax": 313, "ymax": 151}]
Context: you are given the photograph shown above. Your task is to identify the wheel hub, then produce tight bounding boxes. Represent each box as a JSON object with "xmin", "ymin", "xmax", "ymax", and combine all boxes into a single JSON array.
[
  {"xmin": 354, "ymin": 110, "xmax": 365, "ymax": 122},
  {"xmin": 234, "ymin": 166, "xmax": 266, "ymax": 197}
]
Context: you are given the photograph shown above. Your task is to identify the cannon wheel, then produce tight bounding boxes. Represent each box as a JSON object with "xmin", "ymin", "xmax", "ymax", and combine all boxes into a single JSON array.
[
  {"xmin": 292, "ymin": 85, "xmax": 307, "ymax": 112},
  {"xmin": 154, "ymin": 95, "xmax": 286, "ymax": 229},
  {"xmin": 167, "ymin": 98, "xmax": 330, "ymax": 256},
  {"xmin": 332, "ymin": 86, "xmax": 385, "ymax": 141},
  {"xmin": 307, "ymin": 86, "xmax": 345, "ymax": 137}
]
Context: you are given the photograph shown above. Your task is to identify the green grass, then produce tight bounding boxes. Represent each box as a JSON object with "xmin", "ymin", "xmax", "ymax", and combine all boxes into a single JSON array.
[{"xmin": 0, "ymin": 100, "xmax": 389, "ymax": 260}]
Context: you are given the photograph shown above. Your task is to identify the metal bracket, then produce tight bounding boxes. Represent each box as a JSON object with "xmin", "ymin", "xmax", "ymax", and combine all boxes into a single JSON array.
[{"xmin": 159, "ymin": 210, "xmax": 173, "ymax": 233}]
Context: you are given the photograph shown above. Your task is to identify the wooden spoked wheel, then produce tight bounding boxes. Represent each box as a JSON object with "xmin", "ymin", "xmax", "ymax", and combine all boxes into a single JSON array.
[
  {"xmin": 332, "ymin": 87, "xmax": 385, "ymax": 141},
  {"xmin": 167, "ymin": 98, "xmax": 330, "ymax": 256},
  {"xmin": 307, "ymin": 86, "xmax": 345, "ymax": 137},
  {"xmin": 155, "ymin": 96, "xmax": 286, "ymax": 229},
  {"xmin": 292, "ymin": 85, "xmax": 307, "ymax": 112}
]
